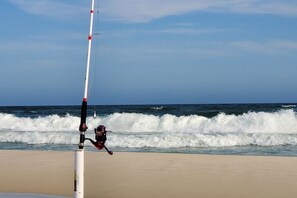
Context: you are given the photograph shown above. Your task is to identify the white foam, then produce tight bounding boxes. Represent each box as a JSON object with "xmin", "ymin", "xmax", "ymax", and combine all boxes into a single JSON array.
[
  {"xmin": 1, "ymin": 110, "xmax": 297, "ymax": 147},
  {"xmin": 281, "ymin": 105, "xmax": 296, "ymax": 108},
  {"xmin": 100, "ymin": 110, "xmax": 297, "ymax": 134},
  {"xmin": 150, "ymin": 106, "xmax": 164, "ymax": 110}
]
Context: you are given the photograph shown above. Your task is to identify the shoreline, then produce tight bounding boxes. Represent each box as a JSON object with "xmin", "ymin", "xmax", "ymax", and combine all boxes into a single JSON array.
[{"xmin": 1, "ymin": 150, "xmax": 297, "ymax": 198}]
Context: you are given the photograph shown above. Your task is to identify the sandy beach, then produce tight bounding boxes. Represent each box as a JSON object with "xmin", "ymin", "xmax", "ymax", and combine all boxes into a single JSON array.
[{"xmin": 1, "ymin": 150, "xmax": 297, "ymax": 198}]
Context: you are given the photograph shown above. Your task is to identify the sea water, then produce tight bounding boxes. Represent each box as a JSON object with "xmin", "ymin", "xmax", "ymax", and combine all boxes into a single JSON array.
[{"xmin": 1, "ymin": 104, "xmax": 297, "ymax": 156}]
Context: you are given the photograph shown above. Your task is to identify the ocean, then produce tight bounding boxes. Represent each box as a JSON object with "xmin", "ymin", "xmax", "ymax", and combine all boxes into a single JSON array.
[{"xmin": 1, "ymin": 103, "xmax": 297, "ymax": 156}]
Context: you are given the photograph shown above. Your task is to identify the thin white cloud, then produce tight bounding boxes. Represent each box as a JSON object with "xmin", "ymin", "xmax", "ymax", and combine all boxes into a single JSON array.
[
  {"xmin": 8, "ymin": 0, "xmax": 297, "ymax": 23},
  {"xmin": 231, "ymin": 40, "xmax": 297, "ymax": 54},
  {"xmin": 100, "ymin": 0, "xmax": 297, "ymax": 23},
  {"xmin": 102, "ymin": 28, "xmax": 224, "ymax": 38},
  {"xmin": 154, "ymin": 28, "xmax": 224, "ymax": 35},
  {"xmin": 100, "ymin": 0, "xmax": 211, "ymax": 23},
  {"xmin": 0, "ymin": 40, "xmax": 74, "ymax": 52},
  {"xmin": 228, "ymin": 1, "xmax": 297, "ymax": 16},
  {"xmin": 105, "ymin": 39, "xmax": 297, "ymax": 59},
  {"xmin": 0, "ymin": 32, "xmax": 83, "ymax": 53},
  {"xmin": 9, "ymin": 0, "xmax": 86, "ymax": 20},
  {"xmin": 173, "ymin": 23, "xmax": 195, "ymax": 27}
]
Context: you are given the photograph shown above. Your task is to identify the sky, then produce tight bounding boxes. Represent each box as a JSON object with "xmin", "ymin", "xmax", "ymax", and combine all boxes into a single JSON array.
[{"xmin": 1, "ymin": 0, "xmax": 297, "ymax": 106}]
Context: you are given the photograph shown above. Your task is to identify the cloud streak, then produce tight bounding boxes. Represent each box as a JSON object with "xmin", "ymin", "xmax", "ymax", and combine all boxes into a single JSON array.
[
  {"xmin": 231, "ymin": 40, "xmax": 297, "ymax": 54},
  {"xmin": 100, "ymin": 0, "xmax": 297, "ymax": 23},
  {"xmin": 8, "ymin": 0, "xmax": 86, "ymax": 20},
  {"xmin": 8, "ymin": 0, "xmax": 297, "ymax": 23}
]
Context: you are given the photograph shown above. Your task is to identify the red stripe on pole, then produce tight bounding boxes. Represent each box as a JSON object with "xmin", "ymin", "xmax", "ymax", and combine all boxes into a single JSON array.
[
  {"xmin": 90, "ymin": 10, "xmax": 94, "ymax": 13},
  {"xmin": 88, "ymin": 35, "xmax": 92, "ymax": 40},
  {"xmin": 83, "ymin": 98, "xmax": 87, "ymax": 102}
]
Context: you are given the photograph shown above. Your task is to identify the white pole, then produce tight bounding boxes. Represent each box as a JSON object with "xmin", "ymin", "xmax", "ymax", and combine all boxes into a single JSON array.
[{"xmin": 74, "ymin": 149, "xmax": 84, "ymax": 198}]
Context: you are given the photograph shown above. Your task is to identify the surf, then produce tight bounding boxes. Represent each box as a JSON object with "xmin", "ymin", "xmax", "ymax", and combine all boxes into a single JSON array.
[{"xmin": 1, "ymin": 109, "xmax": 297, "ymax": 149}]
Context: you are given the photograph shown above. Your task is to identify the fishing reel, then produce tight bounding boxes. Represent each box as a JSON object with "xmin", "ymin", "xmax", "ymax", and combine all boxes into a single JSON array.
[{"xmin": 84, "ymin": 125, "xmax": 113, "ymax": 155}]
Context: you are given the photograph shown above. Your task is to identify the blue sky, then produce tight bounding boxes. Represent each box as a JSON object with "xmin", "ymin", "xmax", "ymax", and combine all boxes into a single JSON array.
[{"xmin": 1, "ymin": 0, "xmax": 297, "ymax": 106}]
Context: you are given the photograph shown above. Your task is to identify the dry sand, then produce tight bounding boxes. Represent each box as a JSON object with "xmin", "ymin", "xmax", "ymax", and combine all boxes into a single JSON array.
[{"xmin": 1, "ymin": 150, "xmax": 297, "ymax": 198}]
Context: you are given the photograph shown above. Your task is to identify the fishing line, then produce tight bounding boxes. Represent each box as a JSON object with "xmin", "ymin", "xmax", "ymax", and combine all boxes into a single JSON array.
[{"xmin": 90, "ymin": 0, "xmax": 101, "ymax": 119}]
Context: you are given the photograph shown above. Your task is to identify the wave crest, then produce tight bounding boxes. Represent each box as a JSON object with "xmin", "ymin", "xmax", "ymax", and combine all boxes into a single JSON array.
[
  {"xmin": 1, "ymin": 110, "xmax": 297, "ymax": 147},
  {"xmin": 1, "ymin": 109, "xmax": 297, "ymax": 134}
]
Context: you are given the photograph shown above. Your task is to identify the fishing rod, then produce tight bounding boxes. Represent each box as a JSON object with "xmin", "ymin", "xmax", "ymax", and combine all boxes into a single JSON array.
[
  {"xmin": 78, "ymin": 0, "xmax": 95, "ymax": 149},
  {"xmin": 75, "ymin": 1, "xmax": 112, "ymax": 198},
  {"xmin": 77, "ymin": 0, "xmax": 113, "ymax": 153},
  {"xmin": 75, "ymin": 0, "xmax": 95, "ymax": 197}
]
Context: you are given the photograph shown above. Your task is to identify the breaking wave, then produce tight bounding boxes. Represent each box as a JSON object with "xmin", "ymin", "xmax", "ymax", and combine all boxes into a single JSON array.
[{"xmin": 1, "ymin": 109, "xmax": 297, "ymax": 148}]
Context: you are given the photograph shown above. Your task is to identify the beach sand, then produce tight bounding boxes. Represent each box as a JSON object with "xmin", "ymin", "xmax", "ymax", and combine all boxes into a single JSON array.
[{"xmin": 1, "ymin": 150, "xmax": 297, "ymax": 198}]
